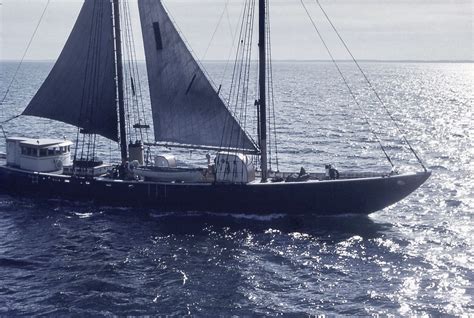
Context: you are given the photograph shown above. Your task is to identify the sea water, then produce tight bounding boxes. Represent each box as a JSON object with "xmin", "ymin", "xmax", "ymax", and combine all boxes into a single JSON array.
[{"xmin": 0, "ymin": 61, "xmax": 472, "ymax": 315}]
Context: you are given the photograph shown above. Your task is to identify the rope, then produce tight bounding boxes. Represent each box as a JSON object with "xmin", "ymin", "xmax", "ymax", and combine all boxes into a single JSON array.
[
  {"xmin": 224, "ymin": 0, "xmax": 254, "ymax": 166},
  {"xmin": 266, "ymin": 0, "xmax": 279, "ymax": 171},
  {"xmin": 0, "ymin": 115, "xmax": 21, "ymax": 125},
  {"xmin": 123, "ymin": 0, "xmax": 140, "ymax": 142},
  {"xmin": 91, "ymin": 1, "xmax": 106, "ymax": 161},
  {"xmin": 218, "ymin": 1, "xmax": 242, "ymax": 87},
  {"xmin": 124, "ymin": 0, "xmax": 150, "ymax": 143},
  {"xmin": 300, "ymin": 0, "xmax": 395, "ymax": 169},
  {"xmin": 83, "ymin": 0, "xmax": 103, "ymax": 162},
  {"xmin": 201, "ymin": 0, "xmax": 231, "ymax": 61},
  {"xmin": 237, "ymin": 0, "xmax": 255, "ymax": 150},
  {"xmin": 1, "ymin": 125, "xmax": 6, "ymax": 141},
  {"xmin": 220, "ymin": 0, "xmax": 249, "ymax": 151},
  {"xmin": 265, "ymin": 4, "xmax": 272, "ymax": 170},
  {"xmin": 313, "ymin": 0, "xmax": 426, "ymax": 171},
  {"xmin": 0, "ymin": 0, "xmax": 51, "ymax": 107},
  {"xmin": 0, "ymin": 115, "xmax": 22, "ymax": 141}
]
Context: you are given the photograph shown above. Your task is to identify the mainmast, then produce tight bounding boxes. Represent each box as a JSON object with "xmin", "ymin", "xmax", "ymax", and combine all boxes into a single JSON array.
[
  {"xmin": 113, "ymin": 0, "xmax": 128, "ymax": 163},
  {"xmin": 258, "ymin": 0, "xmax": 268, "ymax": 182}
]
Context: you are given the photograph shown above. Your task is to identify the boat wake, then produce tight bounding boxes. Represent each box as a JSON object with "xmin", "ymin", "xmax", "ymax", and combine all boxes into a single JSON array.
[{"xmin": 149, "ymin": 211, "xmax": 286, "ymax": 221}]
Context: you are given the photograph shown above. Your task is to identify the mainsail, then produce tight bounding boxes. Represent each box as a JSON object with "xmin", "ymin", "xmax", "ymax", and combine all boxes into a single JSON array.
[
  {"xmin": 138, "ymin": 0, "xmax": 258, "ymax": 152},
  {"xmin": 23, "ymin": 0, "xmax": 118, "ymax": 141}
]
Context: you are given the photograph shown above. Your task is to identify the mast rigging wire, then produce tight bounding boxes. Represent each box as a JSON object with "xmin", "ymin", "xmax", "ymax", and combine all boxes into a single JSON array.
[
  {"xmin": 313, "ymin": 0, "xmax": 427, "ymax": 171},
  {"xmin": 220, "ymin": 0, "xmax": 251, "ymax": 152},
  {"xmin": 76, "ymin": 0, "xmax": 103, "ymax": 163},
  {"xmin": 201, "ymin": 0, "xmax": 231, "ymax": 61},
  {"xmin": 226, "ymin": 0, "xmax": 254, "ymax": 156},
  {"xmin": 0, "ymin": 0, "xmax": 51, "ymax": 107},
  {"xmin": 123, "ymin": 0, "xmax": 150, "ymax": 144},
  {"xmin": 265, "ymin": 0, "xmax": 279, "ymax": 171},
  {"xmin": 219, "ymin": 1, "xmax": 243, "ymax": 88},
  {"xmin": 300, "ymin": 0, "xmax": 395, "ymax": 169}
]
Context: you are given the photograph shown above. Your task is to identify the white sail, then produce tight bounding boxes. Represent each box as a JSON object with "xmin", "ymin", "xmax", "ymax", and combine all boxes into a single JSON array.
[{"xmin": 138, "ymin": 0, "xmax": 258, "ymax": 152}]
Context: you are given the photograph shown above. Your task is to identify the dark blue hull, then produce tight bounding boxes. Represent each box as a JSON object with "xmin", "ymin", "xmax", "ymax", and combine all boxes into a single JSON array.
[{"xmin": 0, "ymin": 165, "xmax": 430, "ymax": 215}]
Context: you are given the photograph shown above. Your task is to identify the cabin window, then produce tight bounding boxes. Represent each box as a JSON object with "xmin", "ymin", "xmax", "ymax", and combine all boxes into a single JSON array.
[
  {"xmin": 25, "ymin": 147, "xmax": 36, "ymax": 157},
  {"xmin": 39, "ymin": 149, "xmax": 47, "ymax": 157},
  {"xmin": 21, "ymin": 147, "xmax": 26, "ymax": 155}
]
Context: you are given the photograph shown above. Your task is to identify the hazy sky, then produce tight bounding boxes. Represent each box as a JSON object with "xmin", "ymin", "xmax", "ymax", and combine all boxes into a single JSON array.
[{"xmin": 0, "ymin": 0, "xmax": 472, "ymax": 61}]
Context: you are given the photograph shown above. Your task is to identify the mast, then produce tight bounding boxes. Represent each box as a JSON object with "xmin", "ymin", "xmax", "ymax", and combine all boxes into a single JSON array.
[
  {"xmin": 258, "ymin": 0, "xmax": 268, "ymax": 182},
  {"xmin": 113, "ymin": 0, "xmax": 128, "ymax": 163}
]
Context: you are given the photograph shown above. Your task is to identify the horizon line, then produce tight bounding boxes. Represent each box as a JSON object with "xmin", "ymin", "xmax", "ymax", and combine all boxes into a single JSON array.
[{"xmin": 0, "ymin": 59, "xmax": 472, "ymax": 64}]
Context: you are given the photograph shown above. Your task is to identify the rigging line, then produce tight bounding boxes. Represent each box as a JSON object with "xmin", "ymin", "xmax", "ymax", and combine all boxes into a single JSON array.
[
  {"xmin": 78, "ymin": 0, "xmax": 101, "ymax": 163},
  {"xmin": 224, "ymin": 0, "xmax": 250, "ymax": 152},
  {"xmin": 124, "ymin": 0, "xmax": 149, "ymax": 143},
  {"xmin": 87, "ymin": 0, "xmax": 105, "ymax": 161},
  {"xmin": 122, "ymin": 5, "xmax": 133, "ymax": 140},
  {"xmin": 229, "ymin": 1, "xmax": 249, "ymax": 107},
  {"xmin": 219, "ymin": 0, "xmax": 242, "ymax": 87},
  {"xmin": 0, "ymin": 115, "xmax": 21, "ymax": 125},
  {"xmin": 78, "ymin": 0, "xmax": 99, "ymax": 131},
  {"xmin": 90, "ymin": 1, "xmax": 106, "ymax": 161},
  {"xmin": 220, "ymin": 0, "xmax": 248, "ymax": 150},
  {"xmin": 0, "ymin": 125, "xmax": 7, "ymax": 141},
  {"xmin": 300, "ymin": 0, "xmax": 395, "ymax": 169},
  {"xmin": 238, "ymin": 0, "xmax": 256, "ymax": 150},
  {"xmin": 254, "ymin": 36, "xmax": 260, "ymax": 141},
  {"xmin": 0, "ymin": 0, "xmax": 51, "ymax": 107},
  {"xmin": 264, "ymin": 0, "xmax": 273, "ymax": 168},
  {"xmin": 266, "ymin": 0, "xmax": 279, "ymax": 170},
  {"xmin": 202, "ymin": 0, "xmax": 231, "ymax": 61},
  {"xmin": 265, "ymin": 9, "xmax": 272, "ymax": 170},
  {"xmin": 267, "ymin": 2, "xmax": 279, "ymax": 171},
  {"xmin": 266, "ymin": 10, "xmax": 278, "ymax": 170},
  {"xmin": 75, "ymin": 0, "xmax": 97, "ymax": 163},
  {"xmin": 123, "ymin": 0, "xmax": 142, "ymax": 134},
  {"xmin": 122, "ymin": 0, "xmax": 136, "ymax": 141},
  {"xmin": 236, "ymin": 0, "xmax": 255, "ymax": 149},
  {"xmin": 236, "ymin": 1, "xmax": 253, "ymax": 130},
  {"xmin": 222, "ymin": 0, "xmax": 259, "ymax": 152},
  {"xmin": 314, "ymin": 0, "xmax": 426, "ymax": 171},
  {"xmin": 255, "ymin": 66, "xmax": 260, "ymax": 142},
  {"xmin": 85, "ymin": 7, "xmax": 98, "ymax": 161},
  {"xmin": 122, "ymin": 1, "xmax": 137, "ymax": 143}
]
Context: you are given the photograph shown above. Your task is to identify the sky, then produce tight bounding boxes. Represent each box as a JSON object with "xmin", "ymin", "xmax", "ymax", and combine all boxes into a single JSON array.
[{"xmin": 0, "ymin": 0, "xmax": 472, "ymax": 61}]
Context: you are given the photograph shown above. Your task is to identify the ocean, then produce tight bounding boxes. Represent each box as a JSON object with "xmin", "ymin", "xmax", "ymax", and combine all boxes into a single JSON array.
[{"xmin": 0, "ymin": 61, "xmax": 472, "ymax": 315}]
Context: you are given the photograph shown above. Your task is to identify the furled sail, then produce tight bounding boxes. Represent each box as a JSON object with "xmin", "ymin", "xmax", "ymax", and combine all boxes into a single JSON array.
[
  {"xmin": 23, "ymin": 0, "xmax": 118, "ymax": 141},
  {"xmin": 138, "ymin": 0, "xmax": 258, "ymax": 152}
]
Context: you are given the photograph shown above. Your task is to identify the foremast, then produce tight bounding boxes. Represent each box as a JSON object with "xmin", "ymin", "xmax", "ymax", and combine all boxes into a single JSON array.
[
  {"xmin": 113, "ymin": 0, "xmax": 128, "ymax": 163},
  {"xmin": 258, "ymin": 0, "xmax": 268, "ymax": 182}
]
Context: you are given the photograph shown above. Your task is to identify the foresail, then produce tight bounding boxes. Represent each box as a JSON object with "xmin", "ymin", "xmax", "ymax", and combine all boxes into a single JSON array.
[
  {"xmin": 23, "ymin": 0, "xmax": 118, "ymax": 141},
  {"xmin": 138, "ymin": 0, "xmax": 258, "ymax": 152}
]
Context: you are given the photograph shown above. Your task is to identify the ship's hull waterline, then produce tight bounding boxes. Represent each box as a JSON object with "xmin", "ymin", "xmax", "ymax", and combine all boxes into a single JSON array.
[{"xmin": 0, "ymin": 165, "xmax": 430, "ymax": 215}]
